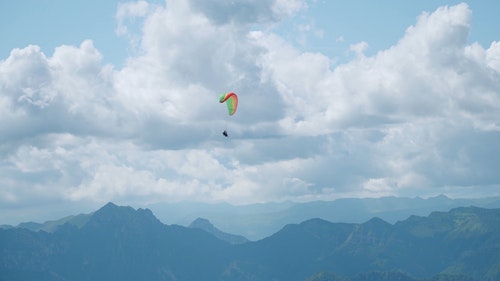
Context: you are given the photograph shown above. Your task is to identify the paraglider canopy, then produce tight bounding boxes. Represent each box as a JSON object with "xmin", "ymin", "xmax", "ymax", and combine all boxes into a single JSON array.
[
  {"xmin": 219, "ymin": 92, "xmax": 238, "ymax": 116},
  {"xmin": 220, "ymin": 92, "xmax": 237, "ymax": 138}
]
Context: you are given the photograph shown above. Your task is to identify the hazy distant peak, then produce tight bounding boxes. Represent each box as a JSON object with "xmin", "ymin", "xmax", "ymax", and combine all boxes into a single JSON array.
[
  {"xmin": 93, "ymin": 202, "xmax": 134, "ymax": 219},
  {"xmin": 189, "ymin": 217, "xmax": 249, "ymax": 244},
  {"xmin": 189, "ymin": 218, "xmax": 215, "ymax": 229},
  {"xmin": 85, "ymin": 202, "xmax": 162, "ymax": 230},
  {"xmin": 363, "ymin": 217, "xmax": 391, "ymax": 226}
]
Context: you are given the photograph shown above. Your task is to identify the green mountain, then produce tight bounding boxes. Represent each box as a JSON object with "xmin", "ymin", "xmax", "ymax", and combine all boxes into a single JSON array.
[{"xmin": 0, "ymin": 203, "xmax": 498, "ymax": 281}]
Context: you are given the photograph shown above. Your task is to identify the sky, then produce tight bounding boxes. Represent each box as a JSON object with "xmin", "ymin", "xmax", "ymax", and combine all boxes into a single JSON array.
[{"xmin": 1, "ymin": 0, "xmax": 500, "ymax": 225}]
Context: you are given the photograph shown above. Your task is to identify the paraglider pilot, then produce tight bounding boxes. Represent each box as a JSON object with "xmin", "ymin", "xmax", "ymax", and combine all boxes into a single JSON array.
[{"xmin": 222, "ymin": 130, "xmax": 228, "ymax": 137}]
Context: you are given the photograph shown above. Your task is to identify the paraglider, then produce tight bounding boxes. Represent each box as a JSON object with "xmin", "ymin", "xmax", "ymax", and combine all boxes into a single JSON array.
[
  {"xmin": 219, "ymin": 92, "xmax": 238, "ymax": 115},
  {"xmin": 219, "ymin": 92, "xmax": 238, "ymax": 137}
]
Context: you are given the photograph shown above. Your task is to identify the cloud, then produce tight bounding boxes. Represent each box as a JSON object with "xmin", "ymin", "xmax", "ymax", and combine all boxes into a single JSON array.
[
  {"xmin": 116, "ymin": 0, "xmax": 151, "ymax": 36},
  {"xmin": 231, "ymin": 2, "xmax": 500, "ymax": 197},
  {"xmin": 188, "ymin": 0, "xmax": 305, "ymax": 25},
  {"xmin": 0, "ymin": 1, "xmax": 499, "ymax": 223}
]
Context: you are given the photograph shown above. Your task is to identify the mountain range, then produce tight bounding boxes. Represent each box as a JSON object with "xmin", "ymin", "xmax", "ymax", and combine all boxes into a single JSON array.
[
  {"xmin": 147, "ymin": 195, "xmax": 500, "ymax": 240},
  {"xmin": 4, "ymin": 195, "xmax": 500, "ymax": 241},
  {"xmin": 1, "ymin": 202, "xmax": 499, "ymax": 281}
]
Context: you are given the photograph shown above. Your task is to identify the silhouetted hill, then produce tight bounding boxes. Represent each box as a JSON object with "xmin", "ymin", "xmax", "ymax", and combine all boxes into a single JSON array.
[
  {"xmin": 189, "ymin": 218, "xmax": 249, "ymax": 244},
  {"xmin": 0, "ymin": 203, "xmax": 499, "ymax": 281}
]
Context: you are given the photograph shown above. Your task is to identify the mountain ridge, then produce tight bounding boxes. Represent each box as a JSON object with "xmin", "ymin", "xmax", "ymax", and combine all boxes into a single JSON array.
[
  {"xmin": 148, "ymin": 195, "xmax": 500, "ymax": 240},
  {"xmin": 0, "ymin": 204, "xmax": 499, "ymax": 280},
  {"xmin": 4, "ymin": 195, "xmax": 500, "ymax": 241}
]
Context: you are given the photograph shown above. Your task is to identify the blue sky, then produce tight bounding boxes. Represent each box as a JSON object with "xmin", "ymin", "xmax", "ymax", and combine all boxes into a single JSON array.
[
  {"xmin": 1, "ymin": 0, "xmax": 128, "ymax": 66},
  {"xmin": 1, "ymin": 0, "xmax": 500, "ymax": 224},
  {"xmin": 2, "ymin": 0, "xmax": 499, "ymax": 66},
  {"xmin": 279, "ymin": 1, "xmax": 500, "ymax": 60}
]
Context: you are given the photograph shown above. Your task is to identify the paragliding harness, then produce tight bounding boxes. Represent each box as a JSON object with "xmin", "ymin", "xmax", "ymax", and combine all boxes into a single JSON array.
[{"xmin": 222, "ymin": 130, "xmax": 228, "ymax": 137}]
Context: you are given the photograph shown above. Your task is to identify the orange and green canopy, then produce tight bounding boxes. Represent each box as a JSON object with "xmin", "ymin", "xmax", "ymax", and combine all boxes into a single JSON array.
[{"xmin": 219, "ymin": 92, "xmax": 238, "ymax": 116}]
